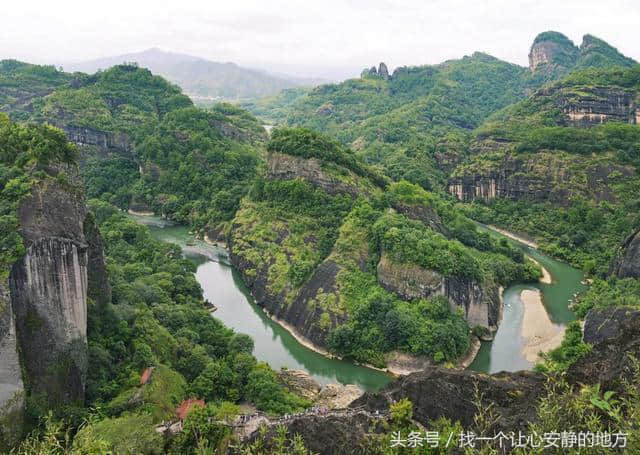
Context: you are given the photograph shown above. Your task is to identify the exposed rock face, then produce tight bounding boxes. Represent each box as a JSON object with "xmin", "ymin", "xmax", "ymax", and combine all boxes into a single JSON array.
[
  {"xmin": 315, "ymin": 384, "xmax": 363, "ymax": 410},
  {"xmin": 568, "ymin": 307, "xmax": 640, "ymax": 392},
  {"xmin": 9, "ymin": 180, "xmax": 89, "ymax": 409},
  {"xmin": 449, "ymin": 153, "xmax": 561, "ymax": 203},
  {"xmin": 377, "ymin": 62, "xmax": 389, "ymax": 80},
  {"xmin": 83, "ymin": 213, "xmax": 112, "ymax": 308},
  {"xmin": 360, "ymin": 66, "xmax": 378, "ymax": 78},
  {"xmin": 528, "ymin": 32, "xmax": 579, "ymax": 72},
  {"xmin": 392, "ymin": 202, "xmax": 447, "ymax": 236},
  {"xmin": 55, "ymin": 123, "xmax": 135, "ymax": 162},
  {"xmin": 10, "ymin": 238, "xmax": 88, "ymax": 408},
  {"xmin": 376, "ymin": 252, "xmax": 500, "ymax": 329},
  {"xmin": 610, "ymin": 229, "xmax": 640, "ymax": 278},
  {"xmin": 352, "ymin": 368, "xmax": 544, "ymax": 432},
  {"xmin": 448, "ymin": 152, "xmax": 634, "ymax": 204},
  {"xmin": 246, "ymin": 411, "xmax": 384, "ymax": 455},
  {"xmin": 535, "ymin": 85, "xmax": 639, "ymax": 126},
  {"xmin": 230, "ymin": 241, "xmax": 344, "ymax": 347},
  {"xmin": 277, "ymin": 369, "xmax": 363, "ymax": 409},
  {"xmin": 377, "ymin": 252, "xmax": 443, "ymax": 301},
  {"xmin": 582, "ymin": 307, "xmax": 640, "ymax": 345},
  {"xmin": 3, "ymin": 173, "xmax": 107, "ymax": 419},
  {"xmin": 0, "ymin": 284, "xmax": 24, "ymax": 450},
  {"xmin": 210, "ymin": 119, "xmax": 267, "ymax": 145},
  {"xmin": 278, "ymin": 369, "xmax": 322, "ymax": 400},
  {"xmin": 267, "ymin": 153, "xmax": 365, "ymax": 197}
]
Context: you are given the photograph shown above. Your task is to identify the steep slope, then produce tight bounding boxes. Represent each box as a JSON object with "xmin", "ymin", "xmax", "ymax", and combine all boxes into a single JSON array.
[
  {"xmin": 0, "ymin": 60, "xmax": 72, "ymax": 121},
  {"xmin": 247, "ymin": 32, "xmax": 635, "ymax": 192},
  {"xmin": 449, "ymin": 64, "xmax": 640, "ymax": 273},
  {"xmin": 0, "ymin": 115, "xmax": 109, "ymax": 448},
  {"xmin": 0, "ymin": 62, "xmax": 268, "ymax": 233},
  {"xmin": 528, "ymin": 31, "xmax": 636, "ymax": 84},
  {"xmin": 65, "ymin": 48, "xmax": 314, "ymax": 102},
  {"xmin": 229, "ymin": 128, "xmax": 540, "ymax": 369}
]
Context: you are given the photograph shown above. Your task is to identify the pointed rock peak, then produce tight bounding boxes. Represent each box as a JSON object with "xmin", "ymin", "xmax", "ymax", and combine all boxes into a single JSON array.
[
  {"xmin": 528, "ymin": 31, "xmax": 579, "ymax": 71},
  {"xmin": 378, "ymin": 62, "xmax": 389, "ymax": 79}
]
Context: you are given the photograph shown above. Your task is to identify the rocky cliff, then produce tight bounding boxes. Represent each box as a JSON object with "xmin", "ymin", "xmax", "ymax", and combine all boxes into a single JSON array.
[
  {"xmin": 55, "ymin": 123, "xmax": 135, "ymax": 162},
  {"xmin": 266, "ymin": 152, "xmax": 374, "ymax": 197},
  {"xmin": 0, "ymin": 284, "xmax": 24, "ymax": 451},
  {"xmin": 610, "ymin": 228, "xmax": 640, "ymax": 278},
  {"xmin": 528, "ymin": 31, "xmax": 579, "ymax": 72},
  {"xmin": 229, "ymin": 242, "xmax": 345, "ymax": 348},
  {"xmin": 9, "ymin": 178, "xmax": 89, "ymax": 410},
  {"xmin": 376, "ymin": 252, "xmax": 500, "ymax": 329},
  {"xmin": 360, "ymin": 62, "xmax": 390, "ymax": 80},
  {"xmin": 528, "ymin": 32, "xmax": 636, "ymax": 76},
  {"xmin": 448, "ymin": 151, "xmax": 634, "ymax": 204},
  {"xmin": 1, "ymin": 171, "xmax": 110, "ymax": 430},
  {"xmin": 536, "ymin": 85, "xmax": 638, "ymax": 126}
]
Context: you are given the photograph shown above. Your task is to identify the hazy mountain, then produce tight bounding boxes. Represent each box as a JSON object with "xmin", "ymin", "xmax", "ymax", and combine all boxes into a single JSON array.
[{"xmin": 63, "ymin": 47, "xmax": 325, "ymax": 102}]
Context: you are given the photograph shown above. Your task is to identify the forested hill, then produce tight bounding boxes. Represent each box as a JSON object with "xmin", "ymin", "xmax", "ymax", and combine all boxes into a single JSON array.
[
  {"xmin": 65, "ymin": 48, "xmax": 320, "ymax": 102},
  {"xmin": 450, "ymin": 64, "xmax": 640, "ymax": 271},
  {"xmin": 229, "ymin": 127, "xmax": 541, "ymax": 368},
  {"xmin": 244, "ymin": 32, "xmax": 636, "ymax": 190},
  {"xmin": 0, "ymin": 59, "xmax": 73, "ymax": 119},
  {"xmin": 0, "ymin": 61, "xmax": 268, "ymax": 235}
]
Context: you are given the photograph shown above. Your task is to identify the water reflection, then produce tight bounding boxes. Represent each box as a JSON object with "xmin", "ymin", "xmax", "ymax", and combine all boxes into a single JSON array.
[{"xmin": 131, "ymin": 214, "xmax": 391, "ymax": 391}]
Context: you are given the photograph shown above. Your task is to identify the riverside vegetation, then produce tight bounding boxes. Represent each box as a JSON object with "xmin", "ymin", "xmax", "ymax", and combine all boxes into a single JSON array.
[{"xmin": 1, "ymin": 30, "xmax": 640, "ymax": 453}]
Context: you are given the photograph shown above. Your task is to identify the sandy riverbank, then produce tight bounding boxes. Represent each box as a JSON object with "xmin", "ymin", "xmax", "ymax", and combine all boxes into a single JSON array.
[
  {"xmin": 488, "ymin": 225, "xmax": 538, "ymax": 248},
  {"xmin": 520, "ymin": 289, "xmax": 565, "ymax": 363},
  {"xmin": 127, "ymin": 208, "xmax": 155, "ymax": 216},
  {"xmin": 265, "ymin": 310, "xmax": 433, "ymax": 377}
]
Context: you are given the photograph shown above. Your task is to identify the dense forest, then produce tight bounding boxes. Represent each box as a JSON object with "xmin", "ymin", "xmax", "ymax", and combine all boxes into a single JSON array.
[{"xmin": 1, "ymin": 29, "xmax": 640, "ymax": 454}]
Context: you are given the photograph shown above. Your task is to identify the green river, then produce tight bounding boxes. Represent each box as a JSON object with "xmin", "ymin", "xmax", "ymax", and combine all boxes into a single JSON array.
[
  {"xmin": 468, "ymin": 224, "xmax": 587, "ymax": 373},
  {"xmin": 130, "ymin": 214, "xmax": 586, "ymax": 390}
]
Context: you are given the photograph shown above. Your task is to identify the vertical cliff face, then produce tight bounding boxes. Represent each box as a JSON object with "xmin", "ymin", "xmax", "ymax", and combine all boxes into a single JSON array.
[
  {"xmin": 0, "ymin": 284, "xmax": 24, "ymax": 450},
  {"xmin": 376, "ymin": 252, "xmax": 500, "ymax": 329},
  {"xmin": 6, "ymin": 177, "xmax": 99, "ymax": 412},
  {"xmin": 57, "ymin": 124, "xmax": 134, "ymax": 161},
  {"xmin": 528, "ymin": 32, "xmax": 579, "ymax": 72},
  {"xmin": 448, "ymin": 150, "xmax": 634, "ymax": 205},
  {"xmin": 10, "ymin": 238, "xmax": 88, "ymax": 408},
  {"xmin": 610, "ymin": 229, "xmax": 640, "ymax": 278}
]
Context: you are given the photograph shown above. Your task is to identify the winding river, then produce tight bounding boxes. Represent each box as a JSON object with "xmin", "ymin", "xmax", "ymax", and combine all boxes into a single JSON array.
[
  {"xmin": 130, "ymin": 214, "xmax": 586, "ymax": 389},
  {"xmin": 130, "ymin": 214, "xmax": 392, "ymax": 392},
  {"xmin": 468, "ymin": 224, "xmax": 587, "ymax": 373}
]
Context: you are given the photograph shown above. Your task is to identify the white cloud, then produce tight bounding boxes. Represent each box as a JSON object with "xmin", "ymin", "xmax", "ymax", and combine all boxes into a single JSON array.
[{"xmin": 1, "ymin": 0, "xmax": 638, "ymax": 79}]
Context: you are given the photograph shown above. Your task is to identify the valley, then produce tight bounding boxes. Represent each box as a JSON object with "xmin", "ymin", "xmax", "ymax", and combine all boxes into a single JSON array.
[
  {"xmin": 130, "ymin": 213, "xmax": 393, "ymax": 391},
  {"xmin": 1, "ymin": 26, "xmax": 639, "ymax": 454}
]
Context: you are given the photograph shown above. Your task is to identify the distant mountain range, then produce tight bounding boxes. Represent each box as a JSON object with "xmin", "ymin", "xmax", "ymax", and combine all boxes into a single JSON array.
[{"xmin": 63, "ymin": 48, "xmax": 327, "ymax": 102}]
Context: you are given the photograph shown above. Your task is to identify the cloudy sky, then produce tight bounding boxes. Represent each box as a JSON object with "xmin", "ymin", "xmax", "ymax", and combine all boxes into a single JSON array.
[{"xmin": 1, "ymin": 0, "xmax": 638, "ymax": 80}]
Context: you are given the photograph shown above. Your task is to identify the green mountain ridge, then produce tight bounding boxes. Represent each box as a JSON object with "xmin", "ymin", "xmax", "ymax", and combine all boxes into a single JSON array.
[
  {"xmin": 65, "ymin": 48, "xmax": 324, "ymax": 102},
  {"xmin": 244, "ymin": 32, "xmax": 636, "ymax": 192},
  {"xmin": 2, "ymin": 30, "xmax": 640, "ymax": 453}
]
